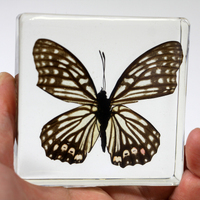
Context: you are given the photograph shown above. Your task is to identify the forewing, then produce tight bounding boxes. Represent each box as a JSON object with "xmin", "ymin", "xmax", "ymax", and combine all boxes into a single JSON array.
[
  {"xmin": 110, "ymin": 41, "xmax": 183, "ymax": 105},
  {"xmin": 107, "ymin": 105, "xmax": 160, "ymax": 168},
  {"xmin": 40, "ymin": 105, "xmax": 100, "ymax": 164},
  {"xmin": 33, "ymin": 39, "xmax": 97, "ymax": 105}
]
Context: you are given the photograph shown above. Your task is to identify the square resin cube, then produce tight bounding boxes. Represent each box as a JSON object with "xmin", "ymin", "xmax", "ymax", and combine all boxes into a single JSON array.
[{"xmin": 15, "ymin": 14, "xmax": 189, "ymax": 187}]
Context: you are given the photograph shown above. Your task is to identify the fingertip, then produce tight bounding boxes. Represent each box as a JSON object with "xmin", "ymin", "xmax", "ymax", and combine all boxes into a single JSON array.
[
  {"xmin": 0, "ymin": 72, "xmax": 14, "ymax": 84},
  {"xmin": 170, "ymin": 170, "xmax": 200, "ymax": 200},
  {"xmin": 186, "ymin": 128, "xmax": 200, "ymax": 147},
  {"xmin": 0, "ymin": 72, "xmax": 15, "ymax": 116},
  {"xmin": 186, "ymin": 128, "xmax": 200, "ymax": 177},
  {"xmin": 0, "ymin": 72, "xmax": 16, "ymax": 168}
]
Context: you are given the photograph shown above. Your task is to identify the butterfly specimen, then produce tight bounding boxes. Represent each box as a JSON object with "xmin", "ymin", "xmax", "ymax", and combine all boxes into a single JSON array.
[{"xmin": 33, "ymin": 39, "xmax": 183, "ymax": 168}]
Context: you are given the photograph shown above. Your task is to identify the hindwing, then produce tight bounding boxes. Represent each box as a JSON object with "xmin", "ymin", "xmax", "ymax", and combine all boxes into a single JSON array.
[
  {"xmin": 107, "ymin": 105, "xmax": 160, "ymax": 168},
  {"xmin": 40, "ymin": 105, "xmax": 100, "ymax": 164}
]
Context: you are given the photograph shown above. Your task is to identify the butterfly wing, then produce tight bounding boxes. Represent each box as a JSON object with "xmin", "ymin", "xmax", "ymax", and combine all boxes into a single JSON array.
[
  {"xmin": 110, "ymin": 41, "xmax": 183, "ymax": 105},
  {"xmin": 107, "ymin": 105, "xmax": 160, "ymax": 168},
  {"xmin": 33, "ymin": 39, "xmax": 97, "ymax": 105},
  {"xmin": 40, "ymin": 105, "xmax": 100, "ymax": 164}
]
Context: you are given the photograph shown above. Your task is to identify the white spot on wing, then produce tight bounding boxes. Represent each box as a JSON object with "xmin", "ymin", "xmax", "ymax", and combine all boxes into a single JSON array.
[
  {"xmin": 79, "ymin": 78, "xmax": 88, "ymax": 84},
  {"xmin": 147, "ymin": 144, "xmax": 151, "ymax": 149},
  {"xmin": 54, "ymin": 49, "xmax": 59, "ymax": 54},
  {"xmin": 69, "ymin": 69, "xmax": 78, "ymax": 77},
  {"xmin": 53, "ymin": 144, "xmax": 59, "ymax": 151},
  {"xmin": 131, "ymin": 147, "xmax": 138, "ymax": 155},
  {"xmin": 146, "ymin": 59, "xmax": 156, "ymax": 64},
  {"xmin": 135, "ymin": 69, "xmax": 145, "ymax": 77},
  {"xmin": 42, "ymin": 62, "xmax": 46, "ymax": 66},
  {"xmin": 139, "ymin": 56, "xmax": 149, "ymax": 63},
  {"xmin": 155, "ymin": 142, "xmax": 159, "ymax": 147},
  {"xmin": 67, "ymin": 56, "xmax": 76, "ymax": 63},
  {"xmin": 48, "ymin": 139, "xmax": 53, "ymax": 145},
  {"xmin": 58, "ymin": 115, "xmax": 68, "ymax": 121},
  {"xmin": 124, "ymin": 78, "xmax": 134, "ymax": 84},
  {"xmin": 164, "ymin": 56, "xmax": 168, "ymax": 60},
  {"xmin": 135, "ymin": 79, "xmax": 152, "ymax": 87},
  {"xmin": 158, "ymin": 78, "xmax": 164, "ymax": 84},
  {"xmin": 61, "ymin": 80, "xmax": 78, "ymax": 87},
  {"xmin": 149, "ymin": 135, "xmax": 154, "ymax": 141},
  {"xmin": 61, "ymin": 144, "xmax": 68, "ymax": 151},
  {"xmin": 59, "ymin": 59, "xmax": 69, "ymax": 65},
  {"xmin": 123, "ymin": 150, "xmax": 130, "ymax": 158},
  {"xmin": 50, "ymin": 79, "xmax": 55, "ymax": 84},
  {"xmin": 113, "ymin": 156, "xmax": 122, "ymax": 162},
  {"xmin": 156, "ymin": 68, "xmax": 161, "ymax": 74},
  {"xmin": 38, "ymin": 78, "xmax": 43, "ymax": 83},
  {"xmin": 74, "ymin": 66, "xmax": 85, "ymax": 76},
  {"xmin": 44, "ymin": 69, "xmax": 49, "ymax": 74},
  {"xmin": 144, "ymin": 71, "xmax": 151, "ymax": 77},
  {"xmin": 68, "ymin": 147, "xmax": 75, "ymax": 156},
  {"xmin": 74, "ymin": 154, "xmax": 83, "ymax": 161},
  {"xmin": 53, "ymin": 69, "xmax": 59, "ymax": 74},
  {"xmin": 41, "ymin": 136, "xmax": 45, "ymax": 141},
  {"xmin": 58, "ymin": 64, "xmax": 66, "ymax": 69}
]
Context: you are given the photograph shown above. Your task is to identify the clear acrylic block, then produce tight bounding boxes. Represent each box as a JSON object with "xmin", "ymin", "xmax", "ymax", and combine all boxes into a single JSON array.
[{"xmin": 15, "ymin": 13, "xmax": 190, "ymax": 187}]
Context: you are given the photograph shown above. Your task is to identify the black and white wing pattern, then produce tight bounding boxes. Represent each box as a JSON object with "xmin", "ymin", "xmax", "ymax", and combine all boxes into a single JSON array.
[
  {"xmin": 40, "ymin": 105, "xmax": 100, "ymax": 164},
  {"xmin": 33, "ymin": 39, "xmax": 100, "ymax": 164},
  {"xmin": 33, "ymin": 39, "xmax": 183, "ymax": 168},
  {"xmin": 107, "ymin": 105, "xmax": 160, "ymax": 168},
  {"xmin": 105, "ymin": 41, "xmax": 183, "ymax": 167},
  {"xmin": 33, "ymin": 39, "xmax": 97, "ymax": 105},
  {"xmin": 110, "ymin": 41, "xmax": 183, "ymax": 105}
]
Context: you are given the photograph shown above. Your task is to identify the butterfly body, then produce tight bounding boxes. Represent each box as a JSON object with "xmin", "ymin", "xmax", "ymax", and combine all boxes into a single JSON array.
[
  {"xmin": 96, "ymin": 89, "xmax": 111, "ymax": 152},
  {"xmin": 33, "ymin": 39, "xmax": 183, "ymax": 168}
]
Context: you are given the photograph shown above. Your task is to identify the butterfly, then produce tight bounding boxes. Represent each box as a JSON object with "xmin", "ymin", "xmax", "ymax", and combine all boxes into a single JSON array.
[{"xmin": 33, "ymin": 39, "xmax": 183, "ymax": 168}]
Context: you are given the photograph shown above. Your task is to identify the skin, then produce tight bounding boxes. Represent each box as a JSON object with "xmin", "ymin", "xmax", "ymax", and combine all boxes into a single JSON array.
[{"xmin": 0, "ymin": 72, "xmax": 200, "ymax": 200}]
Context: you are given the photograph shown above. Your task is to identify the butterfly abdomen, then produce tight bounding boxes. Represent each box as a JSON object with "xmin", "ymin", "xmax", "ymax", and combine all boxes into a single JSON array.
[{"xmin": 96, "ymin": 90, "xmax": 111, "ymax": 152}]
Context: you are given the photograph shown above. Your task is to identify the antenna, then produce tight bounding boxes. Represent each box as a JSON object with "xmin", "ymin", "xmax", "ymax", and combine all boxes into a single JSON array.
[{"xmin": 99, "ymin": 51, "xmax": 106, "ymax": 91}]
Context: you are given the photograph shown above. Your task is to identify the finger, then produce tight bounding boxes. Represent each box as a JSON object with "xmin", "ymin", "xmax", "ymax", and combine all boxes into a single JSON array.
[
  {"xmin": 169, "ymin": 170, "xmax": 200, "ymax": 200},
  {"xmin": 0, "ymin": 72, "xmax": 16, "ymax": 168},
  {"xmin": 22, "ymin": 183, "xmax": 113, "ymax": 200},
  {"xmin": 103, "ymin": 185, "xmax": 174, "ymax": 200},
  {"xmin": 186, "ymin": 128, "xmax": 200, "ymax": 177}
]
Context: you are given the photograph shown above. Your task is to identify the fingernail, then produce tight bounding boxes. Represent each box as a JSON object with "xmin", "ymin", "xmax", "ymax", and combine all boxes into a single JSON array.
[
  {"xmin": 0, "ymin": 72, "xmax": 4, "ymax": 85},
  {"xmin": 0, "ymin": 72, "xmax": 8, "ymax": 85}
]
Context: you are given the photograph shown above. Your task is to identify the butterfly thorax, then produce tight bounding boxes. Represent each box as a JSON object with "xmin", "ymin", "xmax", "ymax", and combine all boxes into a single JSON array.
[{"xmin": 96, "ymin": 89, "xmax": 111, "ymax": 152}]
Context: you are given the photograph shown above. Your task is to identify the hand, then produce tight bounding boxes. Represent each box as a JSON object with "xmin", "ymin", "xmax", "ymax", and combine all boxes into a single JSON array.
[{"xmin": 0, "ymin": 72, "xmax": 200, "ymax": 200}]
